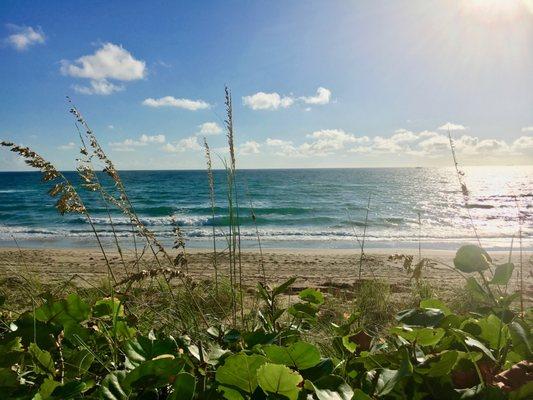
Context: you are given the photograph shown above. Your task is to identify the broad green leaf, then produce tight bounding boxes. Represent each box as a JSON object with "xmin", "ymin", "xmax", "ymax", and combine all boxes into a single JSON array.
[
  {"xmin": 301, "ymin": 358, "xmax": 334, "ymax": 381},
  {"xmin": 490, "ymin": 263, "xmax": 514, "ymax": 285},
  {"xmin": 375, "ymin": 349, "xmax": 413, "ymax": 396},
  {"xmin": 299, "ymin": 288, "xmax": 325, "ymax": 305},
  {"xmin": 420, "ymin": 299, "xmax": 452, "ymax": 316},
  {"xmin": 34, "ymin": 294, "xmax": 90, "ymax": 340},
  {"xmin": 123, "ymin": 355, "xmax": 185, "ymax": 389},
  {"xmin": 219, "ymin": 385, "xmax": 244, "ymax": 400},
  {"xmin": 263, "ymin": 341, "xmax": 321, "ymax": 370},
  {"xmin": 50, "ymin": 381, "xmax": 87, "ymax": 399},
  {"xmin": 273, "ymin": 277, "xmax": 297, "ymax": 296},
  {"xmin": 353, "ymin": 389, "xmax": 373, "ymax": 400},
  {"xmin": 38, "ymin": 378, "xmax": 60, "ymax": 399},
  {"xmin": 0, "ymin": 367, "xmax": 19, "ymax": 388},
  {"xmin": 424, "ymin": 351, "xmax": 459, "ymax": 377},
  {"xmin": 509, "ymin": 381, "xmax": 533, "ymax": 400},
  {"xmin": 396, "ymin": 307, "xmax": 444, "ymax": 327},
  {"xmin": 169, "ymin": 372, "xmax": 195, "ymax": 400},
  {"xmin": 64, "ymin": 348, "xmax": 94, "ymax": 378},
  {"xmin": 100, "ymin": 371, "xmax": 130, "ymax": 400},
  {"xmin": 509, "ymin": 321, "xmax": 532, "ymax": 358},
  {"xmin": 93, "ymin": 297, "xmax": 124, "ymax": 318},
  {"xmin": 215, "ymin": 353, "xmax": 267, "ymax": 394},
  {"xmin": 465, "ymin": 277, "xmax": 491, "ymax": 303},
  {"xmin": 288, "ymin": 302, "xmax": 319, "ymax": 320},
  {"xmin": 454, "ymin": 245, "xmax": 491, "ymax": 273},
  {"xmin": 29, "ymin": 343, "xmax": 55, "ymax": 376},
  {"xmin": 310, "ymin": 375, "xmax": 354, "ymax": 400},
  {"xmin": 464, "ymin": 337, "xmax": 496, "ymax": 362},
  {"xmin": 478, "ymin": 315, "xmax": 509, "ymax": 350},
  {"xmin": 257, "ymin": 363, "xmax": 303, "ymax": 400},
  {"xmin": 124, "ymin": 335, "xmax": 178, "ymax": 367},
  {"xmin": 393, "ymin": 327, "xmax": 445, "ymax": 346}
]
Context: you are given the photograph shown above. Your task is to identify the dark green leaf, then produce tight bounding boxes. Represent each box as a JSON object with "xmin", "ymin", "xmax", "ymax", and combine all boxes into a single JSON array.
[
  {"xmin": 396, "ymin": 307, "xmax": 444, "ymax": 327},
  {"xmin": 123, "ymin": 356, "xmax": 185, "ymax": 389},
  {"xmin": 29, "ymin": 343, "xmax": 55, "ymax": 376},
  {"xmin": 490, "ymin": 263, "xmax": 514, "ymax": 285},
  {"xmin": 169, "ymin": 372, "xmax": 195, "ymax": 400},
  {"xmin": 101, "ymin": 371, "xmax": 130, "ymax": 400},
  {"xmin": 263, "ymin": 341, "xmax": 321, "ymax": 370},
  {"xmin": 310, "ymin": 375, "xmax": 354, "ymax": 400},
  {"xmin": 273, "ymin": 277, "xmax": 297, "ymax": 296}
]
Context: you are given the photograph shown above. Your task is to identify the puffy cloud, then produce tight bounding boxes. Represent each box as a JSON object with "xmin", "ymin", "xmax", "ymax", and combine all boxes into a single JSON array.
[
  {"xmin": 243, "ymin": 87, "xmax": 333, "ymax": 110},
  {"xmin": 109, "ymin": 134, "xmax": 165, "ymax": 151},
  {"xmin": 242, "ymin": 92, "xmax": 294, "ymax": 110},
  {"xmin": 197, "ymin": 122, "xmax": 222, "ymax": 136},
  {"xmin": 142, "ymin": 96, "xmax": 210, "ymax": 110},
  {"xmin": 61, "ymin": 43, "xmax": 146, "ymax": 95},
  {"xmin": 162, "ymin": 136, "xmax": 202, "ymax": 153},
  {"xmin": 239, "ymin": 141, "xmax": 261, "ymax": 155},
  {"xmin": 4, "ymin": 24, "xmax": 45, "ymax": 51},
  {"xmin": 438, "ymin": 122, "xmax": 467, "ymax": 131},
  {"xmin": 73, "ymin": 79, "xmax": 124, "ymax": 95},
  {"xmin": 521, "ymin": 126, "xmax": 533, "ymax": 132},
  {"xmin": 300, "ymin": 87, "xmax": 331, "ymax": 105}
]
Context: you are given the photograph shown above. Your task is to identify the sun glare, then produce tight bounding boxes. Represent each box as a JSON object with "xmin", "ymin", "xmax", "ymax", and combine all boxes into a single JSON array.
[{"xmin": 460, "ymin": 0, "xmax": 533, "ymax": 22}]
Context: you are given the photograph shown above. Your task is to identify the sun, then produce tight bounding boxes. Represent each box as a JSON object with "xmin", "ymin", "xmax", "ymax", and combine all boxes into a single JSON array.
[{"xmin": 460, "ymin": 0, "xmax": 533, "ymax": 22}]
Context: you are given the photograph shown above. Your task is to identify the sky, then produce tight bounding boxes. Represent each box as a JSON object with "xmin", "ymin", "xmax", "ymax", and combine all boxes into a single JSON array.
[{"xmin": 1, "ymin": 0, "xmax": 532, "ymax": 171}]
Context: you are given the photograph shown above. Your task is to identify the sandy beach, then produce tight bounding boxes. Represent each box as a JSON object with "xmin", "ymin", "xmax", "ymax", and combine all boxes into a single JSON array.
[{"xmin": 1, "ymin": 246, "xmax": 530, "ymax": 302}]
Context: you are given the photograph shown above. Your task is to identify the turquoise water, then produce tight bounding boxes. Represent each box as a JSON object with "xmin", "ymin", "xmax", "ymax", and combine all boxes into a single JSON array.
[{"xmin": 0, "ymin": 167, "xmax": 531, "ymax": 250}]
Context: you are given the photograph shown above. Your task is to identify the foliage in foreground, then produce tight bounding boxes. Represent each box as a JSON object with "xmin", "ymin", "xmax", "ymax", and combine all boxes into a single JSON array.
[{"xmin": 0, "ymin": 245, "xmax": 531, "ymax": 400}]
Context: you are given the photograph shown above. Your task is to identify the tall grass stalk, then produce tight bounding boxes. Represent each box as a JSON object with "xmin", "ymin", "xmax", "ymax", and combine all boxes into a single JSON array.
[
  {"xmin": 204, "ymin": 138, "xmax": 219, "ymax": 294},
  {"xmin": 358, "ymin": 193, "xmax": 371, "ymax": 280}
]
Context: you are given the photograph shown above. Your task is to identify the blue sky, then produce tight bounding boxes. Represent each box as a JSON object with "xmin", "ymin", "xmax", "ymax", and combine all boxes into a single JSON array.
[{"xmin": 1, "ymin": 0, "xmax": 532, "ymax": 170}]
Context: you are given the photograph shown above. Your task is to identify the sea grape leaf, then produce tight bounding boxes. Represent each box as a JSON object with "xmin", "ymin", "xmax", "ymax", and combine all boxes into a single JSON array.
[
  {"xmin": 309, "ymin": 375, "xmax": 354, "ymax": 400},
  {"xmin": 353, "ymin": 389, "xmax": 373, "ymax": 400},
  {"xmin": 478, "ymin": 315, "xmax": 509, "ymax": 350},
  {"xmin": 64, "ymin": 348, "xmax": 94, "ymax": 378},
  {"xmin": 93, "ymin": 297, "xmax": 123, "ymax": 318},
  {"xmin": 50, "ymin": 380, "xmax": 87, "ymax": 399},
  {"xmin": 454, "ymin": 245, "xmax": 491, "ymax": 273},
  {"xmin": 34, "ymin": 294, "xmax": 90, "ymax": 340},
  {"xmin": 490, "ymin": 263, "xmax": 514, "ymax": 285},
  {"xmin": 420, "ymin": 299, "xmax": 452, "ymax": 316},
  {"xmin": 219, "ymin": 385, "xmax": 245, "ymax": 400},
  {"xmin": 509, "ymin": 321, "xmax": 532, "ymax": 358},
  {"xmin": 464, "ymin": 337, "xmax": 496, "ymax": 362},
  {"xmin": 215, "ymin": 353, "xmax": 267, "ymax": 394},
  {"xmin": 424, "ymin": 350, "xmax": 459, "ymax": 377},
  {"xmin": 396, "ymin": 307, "xmax": 444, "ymax": 327},
  {"xmin": 263, "ymin": 341, "xmax": 321, "ymax": 370},
  {"xmin": 465, "ymin": 277, "xmax": 491, "ymax": 303},
  {"xmin": 169, "ymin": 372, "xmax": 196, "ymax": 400},
  {"xmin": 124, "ymin": 335, "xmax": 178, "ymax": 368},
  {"xmin": 393, "ymin": 327, "xmax": 445, "ymax": 346},
  {"xmin": 301, "ymin": 358, "xmax": 335, "ymax": 381},
  {"xmin": 257, "ymin": 363, "xmax": 303, "ymax": 400},
  {"xmin": 0, "ymin": 367, "xmax": 19, "ymax": 388},
  {"xmin": 38, "ymin": 378, "xmax": 60, "ymax": 399},
  {"xmin": 101, "ymin": 371, "xmax": 130, "ymax": 400},
  {"xmin": 123, "ymin": 355, "xmax": 185, "ymax": 389},
  {"xmin": 29, "ymin": 343, "xmax": 55, "ymax": 376},
  {"xmin": 374, "ymin": 349, "xmax": 413, "ymax": 396},
  {"xmin": 299, "ymin": 288, "xmax": 325, "ymax": 305},
  {"xmin": 288, "ymin": 302, "xmax": 319, "ymax": 320}
]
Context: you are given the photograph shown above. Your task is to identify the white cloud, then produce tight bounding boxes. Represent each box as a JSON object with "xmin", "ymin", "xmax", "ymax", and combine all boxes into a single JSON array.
[
  {"xmin": 73, "ymin": 79, "xmax": 124, "ymax": 95},
  {"xmin": 58, "ymin": 142, "xmax": 76, "ymax": 150},
  {"xmin": 242, "ymin": 92, "xmax": 294, "ymax": 110},
  {"xmin": 4, "ymin": 24, "xmax": 45, "ymax": 51},
  {"xmin": 243, "ymin": 87, "xmax": 333, "ymax": 110},
  {"xmin": 521, "ymin": 126, "xmax": 533, "ymax": 132},
  {"xmin": 197, "ymin": 122, "xmax": 222, "ymax": 136},
  {"xmin": 162, "ymin": 136, "xmax": 202, "ymax": 153},
  {"xmin": 438, "ymin": 122, "xmax": 467, "ymax": 131},
  {"xmin": 300, "ymin": 87, "xmax": 331, "ymax": 105},
  {"xmin": 109, "ymin": 134, "xmax": 165, "ymax": 151},
  {"xmin": 60, "ymin": 43, "xmax": 145, "ymax": 95},
  {"xmin": 142, "ymin": 96, "xmax": 210, "ymax": 110},
  {"xmin": 108, "ymin": 125, "xmax": 115, "ymax": 130},
  {"xmin": 239, "ymin": 141, "xmax": 261, "ymax": 155}
]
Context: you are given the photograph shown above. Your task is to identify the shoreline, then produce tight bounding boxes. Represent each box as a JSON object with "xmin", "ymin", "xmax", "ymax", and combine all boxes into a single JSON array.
[{"xmin": 1, "ymin": 247, "xmax": 529, "ymax": 304}]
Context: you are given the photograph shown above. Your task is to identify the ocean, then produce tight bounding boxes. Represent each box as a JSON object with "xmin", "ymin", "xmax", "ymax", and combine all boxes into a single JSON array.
[{"xmin": 0, "ymin": 167, "xmax": 531, "ymax": 251}]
